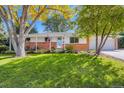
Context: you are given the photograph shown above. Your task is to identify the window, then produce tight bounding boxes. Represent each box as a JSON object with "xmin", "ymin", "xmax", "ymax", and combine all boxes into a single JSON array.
[
  {"xmin": 70, "ymin": 37, "xmax": 79, "ymax": 43},
  {"xmin": 26, "ymin": 38, "xmax": 30, "ymax": 41},
  {"xmin": 45, "ymin": 37, "xmax": 50, "ymax": 42}
]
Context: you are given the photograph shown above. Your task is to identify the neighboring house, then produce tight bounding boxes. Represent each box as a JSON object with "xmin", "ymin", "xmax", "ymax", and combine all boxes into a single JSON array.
[{"xmin": 25, "ymin": 32, "xmax": 119, "ymax": 51}]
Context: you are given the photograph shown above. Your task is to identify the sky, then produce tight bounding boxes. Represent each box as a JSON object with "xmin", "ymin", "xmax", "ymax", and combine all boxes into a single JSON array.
[{"xmin": 35, "ymin": 21, "xmax": 45, "ymax": 33}]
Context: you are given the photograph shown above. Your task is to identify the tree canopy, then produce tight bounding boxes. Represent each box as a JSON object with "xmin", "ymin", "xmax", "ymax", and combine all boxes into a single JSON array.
[
  {"xmin": 42, "ymin": 13, "xmax": 71, "ymax": 32},
  {"xmin": 76, "ymin": 5, "xmax": 124, "ymax": 55}
]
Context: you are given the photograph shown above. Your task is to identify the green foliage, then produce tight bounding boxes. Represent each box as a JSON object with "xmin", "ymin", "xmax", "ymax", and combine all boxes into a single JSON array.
[
  {"xmin": 26, "ymin": 49, "xmax": 50, "ymax": 54},
  {"xmin": 76, "ymin": 5, "xmax": 124, "ymax": 37},
  {"xmin": 0, "ymin": 54, "xmax": 124, "ymax": 87},
  {"xmin": 118, "ymin": 32, "xmax": 124, "ymax": 48},
  {"xmin": 29, "ymin": 27, "xmax": 38, "ymax": 34},
  {"xmin": 42, "ymin": 13, "xmax": 71, "ymax": 32},
  {"xmin": 0, "ymin": 45, "xmax": 8, "ymax": 53},
  {"xmin": 0, "ymin": 34, "xmax": 8, "ymax": 53},
  {"xmin": 119, "ymin": 32, "xmax": 124, "ymax": 36},
  {"xmin": 4, "ymin": 50, "xmax": 15, "ymax": 54},
  {"xmin": 0, "ymin": 33, "xmax": 5, "ymax": 43},
  {"xmin": 118, "ymin": 37, "xmax": 124, "ymax": 48}
]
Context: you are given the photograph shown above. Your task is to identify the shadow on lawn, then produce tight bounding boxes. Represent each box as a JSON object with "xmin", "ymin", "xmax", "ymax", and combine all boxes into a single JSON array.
[
  {"xmin": 0, "ymin": 56, "xmax": 14, "ymax": 60},
  {"xmin": 0, "ymin": 54, "xmax": 124, "ymax": 88}
]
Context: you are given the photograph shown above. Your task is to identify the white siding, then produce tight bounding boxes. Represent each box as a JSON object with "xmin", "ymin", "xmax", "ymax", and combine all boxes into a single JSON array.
[
  {"xmin": 30, "ymin": 37, "xmax": 45, "ymax": 42},
  {"xmin": 89, "ymin": 36, "xmax": 96, "ymax": 50},
  {"xmin": 51, "ymin": 37, "xmax": 57, "ymax": 42},
  {"xmin": 89, "ymin": 36, "xmax": 115, "ymax": 50},
  {"xmin": 29, "ymin": 34, "xmax": 87, "ymax": 44},
  {"xmin": 79, "ymin": 38, "xmax": 87, "ymax": 44},
  {"xmin": 64, "ymin": 36, "xmax": 70, "ymax": 44}
]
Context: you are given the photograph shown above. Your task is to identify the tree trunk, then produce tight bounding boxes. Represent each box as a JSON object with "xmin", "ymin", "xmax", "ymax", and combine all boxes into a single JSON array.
[
  {"xmin": 95, "ymin": 33, "xmax": 99, "ymax": 55},
  {"xmin": 96, "ymin": 26, "xmax": 112, "ymax": 56},
  {"xmin": 16, "ymin": 35, "xmax": 26, "ymax": 57},
  {"xmin": 96, "ymin": 48, "xmax": 101, "ymax": 55}
]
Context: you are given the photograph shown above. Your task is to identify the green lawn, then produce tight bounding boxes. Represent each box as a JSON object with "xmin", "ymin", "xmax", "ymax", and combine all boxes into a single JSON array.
[{"xmin": 0, "ymin": 53, "xmax": 124, "ymax": 88}]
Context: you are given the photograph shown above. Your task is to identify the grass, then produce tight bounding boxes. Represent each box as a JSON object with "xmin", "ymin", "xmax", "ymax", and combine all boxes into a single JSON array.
[{"xmin": 0, "ymin": 53, "xmax": 124, "ymax": 88}]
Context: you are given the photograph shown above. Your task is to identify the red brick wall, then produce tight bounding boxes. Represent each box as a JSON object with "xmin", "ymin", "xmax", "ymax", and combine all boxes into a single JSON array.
[
  {"xmin": 25, "ymin": 42, "xmax": 56, "ymax": 50},
  {"xmin": 64, "ymin": 44, "xmax": 88, "ymax": 51},
  {"xmin": 64, "ymin": 37, "xmax": 89, "ymax": 51}
]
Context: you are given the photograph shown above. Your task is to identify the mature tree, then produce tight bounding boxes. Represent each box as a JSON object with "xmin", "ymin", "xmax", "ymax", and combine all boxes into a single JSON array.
[
  {"xmin": 77, "ymin": 5, "xmax": 124, "ymax": 55},
  {"xmin": 0, "ymin": 5, "xmax": 72, "ymax": 57},
  {"xmin": 42, "ymin": 13, "xmax": 70, "ymax": 32}
]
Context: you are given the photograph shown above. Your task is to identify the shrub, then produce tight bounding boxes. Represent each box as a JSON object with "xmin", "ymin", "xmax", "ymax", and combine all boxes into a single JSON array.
[
  {"xmin": 41, "ymin": 49, "xmax": 50, "ymax": 53},
  {"xmin": 26, "ymin": 50, "xmax": 34, "ymax": 54},
  {"xmin": 4, "ymin": 50, "xmax": 15, "ymax": 54},
  {"xmin": 27, "ymin": 49, "xmax": 50, "ymax": 54},
  {"xmin": 0, "ymin": 45, "xmax": 9, "ymax": 53},
  {"xmin": 118, "ymin": 37, "xmax": 124, "ymax": 48}
]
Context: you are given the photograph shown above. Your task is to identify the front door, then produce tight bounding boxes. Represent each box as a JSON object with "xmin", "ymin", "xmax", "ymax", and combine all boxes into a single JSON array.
[{"xmin": 57, "ymin": 37, "xmax": 62, "ymax": 48}]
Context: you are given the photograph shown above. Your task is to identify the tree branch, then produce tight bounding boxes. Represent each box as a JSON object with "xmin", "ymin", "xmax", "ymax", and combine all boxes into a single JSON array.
[
  {"xmin": 25, "ymin": 5, "xmax": 47, "ymax": 36},
  {"xmin": 98, "ymin": 23, "xmax": 108, "ymax": 50},
  {"xmin": 99, "ymin": 26, "xmax": 112, "ymax": 51},
  {"xmin": 19, "ymin": 5, "xmax": 29, "ymax": 35},
  {"xmin": 8, "ymin": 6, "xmax": 18, "ymax": 44}
]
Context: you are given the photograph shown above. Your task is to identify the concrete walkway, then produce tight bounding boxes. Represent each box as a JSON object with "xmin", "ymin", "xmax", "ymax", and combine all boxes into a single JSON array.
[{"xmin": 101, "ymin": 50, "xmax": 124, "ymax": 61}]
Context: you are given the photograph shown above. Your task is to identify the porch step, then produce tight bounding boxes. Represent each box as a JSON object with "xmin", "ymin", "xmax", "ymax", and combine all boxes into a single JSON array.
[{"xmin": 55, "ymin": 48, "xmax": 64, "ymax": 53}]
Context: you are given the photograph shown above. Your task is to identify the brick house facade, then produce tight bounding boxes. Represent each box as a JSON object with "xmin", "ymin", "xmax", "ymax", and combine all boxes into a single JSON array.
[
  {"xmin": 25, "ymin": 32, "xmax": 118, "ymax": 51},
  {"xmin": 25, "ymin": 32, "xmax": 89, "ymax": 51}
]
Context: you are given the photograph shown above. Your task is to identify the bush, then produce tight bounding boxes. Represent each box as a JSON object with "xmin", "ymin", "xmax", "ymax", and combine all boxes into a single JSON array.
[
  {"xmin": 0, "ymin": 45, "xmax": 9, "ymax": 53},
  {"xmin": 4, "ymin": 50, "xmax": 15, "ymax": 54},
  {"xmin": 65, "ymin": 45, "xmax": 74, "ymax": 53},
  {"xmin": 118, "ymin": 37, "xmax": 124, "ymax": 48},
  {"xmin": 26, "ymin": 50, "xmax": 34, "ymax": 54},
  {"xmin": 36, "ymin": 49, "xmax": 50, "ymax": 54},
  {"xmin": 27, "ymin": 49, "xmax": 50, "ymax": 54}
]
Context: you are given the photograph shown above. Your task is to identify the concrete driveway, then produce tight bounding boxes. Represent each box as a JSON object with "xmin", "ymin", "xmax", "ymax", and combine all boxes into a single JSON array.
[{"xmin": 101, "ymin": 50, "xmax": 124, "ymax": 61}]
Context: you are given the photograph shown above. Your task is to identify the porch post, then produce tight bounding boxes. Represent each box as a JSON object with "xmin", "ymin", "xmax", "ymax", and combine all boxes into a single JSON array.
[
  {"xmin": 49, "ymin": 36, "xmax": 51, "ymax": 51},
  {"xmin": 35, "ymin": 34, "xmax": 38, "ymax": 52},
  {"xmin": 63, "ymin": 35, "xmax": 65, "ymax": 50},
  {"xmin": 48, "ymin": 33, "xmax": 51, "ymax": 51}
]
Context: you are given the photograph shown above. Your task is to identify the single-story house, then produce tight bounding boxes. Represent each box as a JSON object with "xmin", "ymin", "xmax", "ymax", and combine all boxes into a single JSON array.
[{"xmin": 25, "ymin": 32, "xmax": 119, "ymax": 51}]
